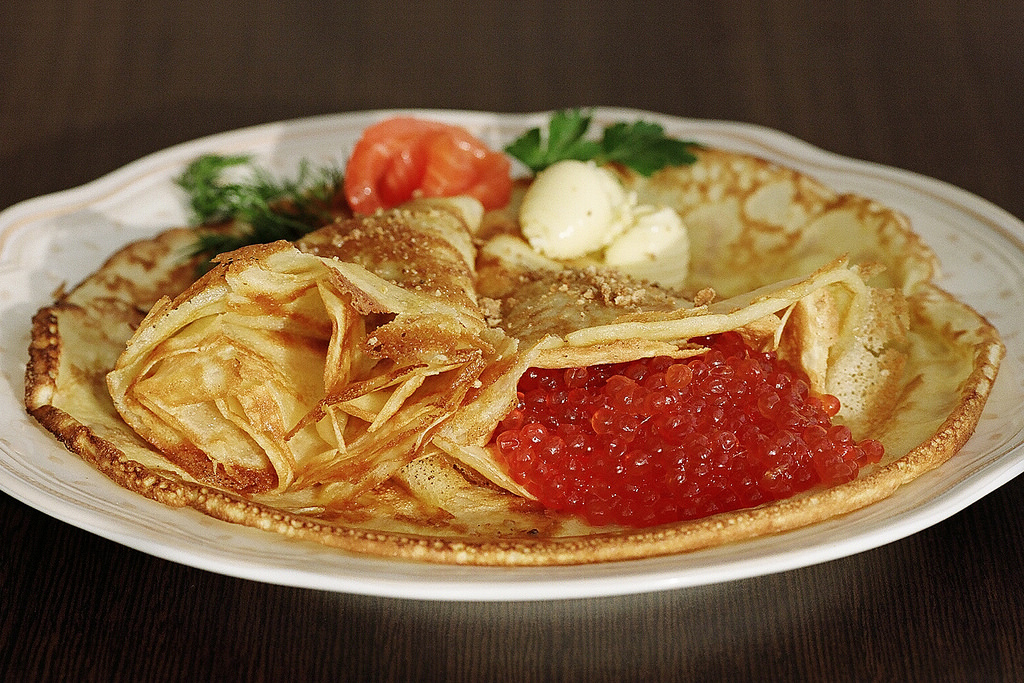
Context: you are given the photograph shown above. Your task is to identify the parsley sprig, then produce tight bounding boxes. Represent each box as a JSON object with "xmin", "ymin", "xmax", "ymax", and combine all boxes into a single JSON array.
[
  {"xmin": 504, "ymin": 109, "xmax": 699, "ymax": 175},
  {"xmin": 177, "ymin": 154, "xmax": 343, "ymax": 268}
]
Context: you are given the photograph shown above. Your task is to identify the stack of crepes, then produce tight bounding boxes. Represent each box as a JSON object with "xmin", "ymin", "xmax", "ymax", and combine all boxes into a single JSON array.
[{"xmin": 27, "ymin": 149, "xmax": 1003, "ymax": 564}]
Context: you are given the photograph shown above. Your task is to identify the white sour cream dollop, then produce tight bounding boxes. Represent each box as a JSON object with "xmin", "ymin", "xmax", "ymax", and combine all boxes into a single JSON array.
[
  {"xmin": 518, "ymin": 159, "xmax": 690, "ymax": 287},
  {"xmin": 604, "ymin": 205, "xmax": 690, "ymax": 288},
  {"xmin": 518, "ymin": 160, "xmax": 633, "ymax": 259}
]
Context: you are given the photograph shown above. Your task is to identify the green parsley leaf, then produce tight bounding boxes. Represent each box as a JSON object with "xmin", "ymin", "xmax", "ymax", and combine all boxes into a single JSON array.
[
  {"xmin": 598, "ymin": 120, "xmax": 698, "ymax": 175},
  {"xmin": 504, "ymin": 109, "xmax": 698, "ymax": 176},
  {"xmin": 504, "ymin": 109, "xmax": 600, "ymax": 173},
  {"xmin": 176, "ymin": 154, "xmax": 343, "ymax": 270}
]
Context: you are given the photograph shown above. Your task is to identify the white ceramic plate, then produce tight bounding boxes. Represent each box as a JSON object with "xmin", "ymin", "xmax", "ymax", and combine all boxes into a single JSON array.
[{"xmin": 2, "ymin": 109, "xmax": 1023, "ymax": 601}]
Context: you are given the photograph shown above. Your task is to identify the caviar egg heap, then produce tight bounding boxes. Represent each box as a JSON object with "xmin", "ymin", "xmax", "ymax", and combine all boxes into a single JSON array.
[
  {"xmin": 492, "ymin": 156, "xmax": 884, "ymax": 528},
  {"xmin": 493, "ymin": 332, "xmax": 884, "ymax": 527},
  {"xmin": 26, "ymin": 110, "xmax": 1003, "ymax": 565}
]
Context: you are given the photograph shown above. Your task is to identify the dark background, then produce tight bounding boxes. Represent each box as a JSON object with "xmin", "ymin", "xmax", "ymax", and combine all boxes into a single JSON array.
[{"xmin": 3, "ymin": 2, "xmax": 1024, "ymax": 680}]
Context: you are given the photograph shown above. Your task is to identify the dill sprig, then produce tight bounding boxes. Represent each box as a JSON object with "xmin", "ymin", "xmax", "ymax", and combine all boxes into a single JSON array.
[{"xmin": 177, "ymin": 154, "xmax": 344, "ymax": 268}]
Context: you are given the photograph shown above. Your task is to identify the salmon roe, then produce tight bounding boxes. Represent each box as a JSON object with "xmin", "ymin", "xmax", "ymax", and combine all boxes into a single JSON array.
[{"xmin": 492, "ymin": 332, "xmax": 884, "ymax": 527}]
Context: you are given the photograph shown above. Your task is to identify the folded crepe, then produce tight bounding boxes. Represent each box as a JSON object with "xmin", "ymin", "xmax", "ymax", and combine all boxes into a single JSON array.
[
  {"xmin": 104, "ymin": 199, "xmax": 528, "ymax": 507},
  {"xmin": 26, "ymin": 148, "xmax": 1003, "ymax": 565}
]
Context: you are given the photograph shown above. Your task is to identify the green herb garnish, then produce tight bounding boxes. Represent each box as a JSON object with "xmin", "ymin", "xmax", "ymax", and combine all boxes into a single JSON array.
[
  {"xmin": 177, "ymin": 154, "xmax": 343, "ymax": 269},
  {"xmin": 504, "ymin": 109, "xmax": 699, "ymax": 175}
]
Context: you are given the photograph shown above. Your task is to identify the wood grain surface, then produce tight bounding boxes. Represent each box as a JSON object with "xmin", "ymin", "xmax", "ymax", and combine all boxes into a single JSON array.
[{"xmin": 2, "ymin": 1, "xmax": 1024, "ymax": 680}]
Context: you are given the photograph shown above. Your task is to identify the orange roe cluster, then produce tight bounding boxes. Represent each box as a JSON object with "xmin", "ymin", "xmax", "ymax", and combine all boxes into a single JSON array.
[{"xmin": 493, "ymin": 332, "xmax": 885, "ymax": 527}]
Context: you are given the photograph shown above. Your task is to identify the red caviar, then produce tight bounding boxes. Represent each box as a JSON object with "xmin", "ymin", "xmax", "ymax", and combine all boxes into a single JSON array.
[{"xmin": 492, "ymin": 332, "xmax": 884, "ymax": 527}]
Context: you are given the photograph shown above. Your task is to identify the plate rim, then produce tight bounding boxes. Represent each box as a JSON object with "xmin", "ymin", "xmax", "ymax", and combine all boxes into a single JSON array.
[{"xmin": 2, "ymin": 107, "xmax": 1023, "ymax": 601}]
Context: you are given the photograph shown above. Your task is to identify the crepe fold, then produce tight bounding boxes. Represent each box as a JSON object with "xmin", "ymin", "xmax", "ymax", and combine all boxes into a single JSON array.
[
  {"xmin": 105, "ymin": 200, "xmax": 526, "ymax": 503},
  {"xmin": 106, "ymin": 187, "xmax": 900, "ymax": 513}
]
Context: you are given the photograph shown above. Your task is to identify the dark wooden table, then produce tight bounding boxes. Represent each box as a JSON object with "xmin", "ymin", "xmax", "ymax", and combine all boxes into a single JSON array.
[{"xmin": 3, "ymin": 2, "xmax": 1024, "ymax": 680}]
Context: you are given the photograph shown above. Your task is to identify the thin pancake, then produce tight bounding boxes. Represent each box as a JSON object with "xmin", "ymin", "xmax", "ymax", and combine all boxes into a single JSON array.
[{"xmin": 25, "ymin": 146, "xmax": 1003, "ymax": 565}]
